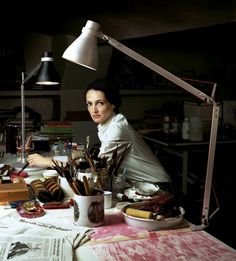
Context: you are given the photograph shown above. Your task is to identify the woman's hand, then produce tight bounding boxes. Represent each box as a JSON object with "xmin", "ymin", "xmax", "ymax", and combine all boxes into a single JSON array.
[{"xmin": 28, "ymin": 153, "xmax": 53, "ymax": 168}]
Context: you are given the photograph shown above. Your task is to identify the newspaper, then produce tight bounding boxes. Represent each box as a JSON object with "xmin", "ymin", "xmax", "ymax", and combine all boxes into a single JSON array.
[
  {"xmin": 0, "ymin": 211, "xmax": 94, "ymax": 261},
  {"xmin": 0, "ymin": 234, "xmax": 72, "ymax": 261}
]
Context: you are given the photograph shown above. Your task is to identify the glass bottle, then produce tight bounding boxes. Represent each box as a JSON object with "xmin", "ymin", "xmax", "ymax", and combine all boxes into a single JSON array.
[{"xmin": 182, "ymin": 117, "xmax": 190, "ymax": 140}]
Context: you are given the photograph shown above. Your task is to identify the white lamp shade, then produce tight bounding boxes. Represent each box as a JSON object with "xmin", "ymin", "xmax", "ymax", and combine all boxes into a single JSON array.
[{"xmin": 62, "ymin": 20, "xmax": 100, "ymax": 70}]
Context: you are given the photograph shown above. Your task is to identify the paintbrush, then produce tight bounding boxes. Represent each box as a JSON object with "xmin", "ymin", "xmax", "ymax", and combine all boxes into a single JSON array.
[
  {"xmin": 85, "ymin": 149, "xmax": 97, "ymax": 174},
  {"xmin": 16, "ymin": 162, "xmax": 29, "ymax": 175},
  {"xmin": 63, "ymin": 169, "xmax": 81, "ymax": 195},
  {"xmin": 51, "ymin": 159, "xmax": 64, "ymax": 177},
  {"xmin": 108, "ymin": 146, "xmax": 118, "ymax": 176},
  {"xmin": 112, "ymin": 145, "xmax": 129, "ymax": 177},
  {"xmin": 82, "ymin": 175, "xmax": 91, "ymax": 195}
]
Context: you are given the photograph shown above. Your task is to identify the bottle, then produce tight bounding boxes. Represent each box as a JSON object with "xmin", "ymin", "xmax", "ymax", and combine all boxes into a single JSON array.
[
  {"xmin": 162, "ymin": 115, "xmax": 170, "ymax": 137},
  {"xmin": 182, "ymin": 117, "xmax": 190, "ymax": 140},
  {"xmin": 112, "ymin": 173, "xmax": 126, "ymax": 199}
]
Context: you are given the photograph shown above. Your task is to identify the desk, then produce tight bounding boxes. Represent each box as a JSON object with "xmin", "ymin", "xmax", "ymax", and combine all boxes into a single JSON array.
[
  {"xmin": 142, "ymin": 134, "xmax": 236, "ymax": 195},
  {"xmin": 0, "ymin": 204, "xmax": 235, "ymax": 260}
]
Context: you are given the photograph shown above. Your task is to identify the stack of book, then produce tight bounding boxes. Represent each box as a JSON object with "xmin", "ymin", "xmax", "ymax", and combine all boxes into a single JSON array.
[{"xmin": 41, "ymin": 121, "xmax": 73, "ymax": 135}]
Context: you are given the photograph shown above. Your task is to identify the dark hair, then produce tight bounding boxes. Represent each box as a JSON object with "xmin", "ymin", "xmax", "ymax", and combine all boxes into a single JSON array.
[{"xmin": 85, "ymin": 78, "xmax": 121, "ymax": 114}]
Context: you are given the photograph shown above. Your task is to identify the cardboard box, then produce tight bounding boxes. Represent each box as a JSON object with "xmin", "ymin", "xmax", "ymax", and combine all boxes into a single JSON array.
[
  {"xmin": 0, "ymin": 182, "xmax": 30, "ymax": 202},
  {"xmin": 222, "ymin": 100, "xmax": 236, "ymax": 129}
]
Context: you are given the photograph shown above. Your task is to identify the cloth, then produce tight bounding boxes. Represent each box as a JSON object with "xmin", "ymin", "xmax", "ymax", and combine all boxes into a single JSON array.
[{"xmin": 97, "ymin": 113, "xmax": 171, "ymax": 183}]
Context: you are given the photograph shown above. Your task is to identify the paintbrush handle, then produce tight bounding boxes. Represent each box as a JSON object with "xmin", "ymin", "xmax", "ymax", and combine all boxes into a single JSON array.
[
  {"xmin": 85, "ymin": 149, "xmax": 96, "ymax": 173},
  {"xmin": 17, "ymin": 162, "xmax": 29, "ymax": 175},
  {"xmin": 82, "ymin": 176, "xmax": 90, "ymax": 195}
]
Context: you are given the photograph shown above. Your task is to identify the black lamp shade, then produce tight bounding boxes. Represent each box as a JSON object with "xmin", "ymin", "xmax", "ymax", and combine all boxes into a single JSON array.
[{"xmin": 36, "ymin": 51, "xmax": 60, "ymax": 85}]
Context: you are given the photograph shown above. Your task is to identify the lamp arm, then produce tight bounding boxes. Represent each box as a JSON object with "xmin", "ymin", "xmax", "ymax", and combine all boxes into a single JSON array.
[
  {"xmin": 21, "ymin": 73, "xmax": 26, "ymax": 163},
  {"xmin": 99, "ymin": 33, "xmax": 214, "ymax": 104},
  {"xmin": 24, "ymin": 63, "xmax": 41, "ymax": 84},
  {"xmin": 20, "ymin": 63, "xmax": 40, "ymax": 163},
  {"xmin": 200, "ymin": 102, "xmax": 220, "ymax": 227}
]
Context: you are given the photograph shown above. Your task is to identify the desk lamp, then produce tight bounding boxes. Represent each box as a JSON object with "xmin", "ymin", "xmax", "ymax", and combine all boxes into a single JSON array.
[
  {"xmin": 62, "ymin": 20, "xmax": 220, "ymax": 229},
  {"xmin": 16, "ymin": 51, "xmax": 60, "ymax": 167}
]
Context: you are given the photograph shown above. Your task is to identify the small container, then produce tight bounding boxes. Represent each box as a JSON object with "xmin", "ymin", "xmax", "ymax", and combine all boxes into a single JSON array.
[
  {"xmin": 104, "ymin": 191, "xmax": 112, "ymax": 209},
  {"xmin": 43, "ymin": 169, "xmax": 59, "ymax": 182},
  {"xmin": 162, "ymin": 115, "xmax": 170, "ymax": 135}
]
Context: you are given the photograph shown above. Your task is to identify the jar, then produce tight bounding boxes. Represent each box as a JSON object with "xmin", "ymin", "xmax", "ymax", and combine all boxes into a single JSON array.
[
  {"xmin": 112, "ymin": 173, "xmax": 126, "ymax": 199},
  {"xmin": 43, "ymin": 169, "xmax": 59, "ymax": 183},
  {"xmin": 162, "ymin": 115, "xmax": 170, "ymax": 136},
  {"xmin": 93, "ymin": 173, "xmax": 103, "ymax": 190}
]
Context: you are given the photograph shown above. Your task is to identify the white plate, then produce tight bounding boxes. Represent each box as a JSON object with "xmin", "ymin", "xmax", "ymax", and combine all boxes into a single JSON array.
[
  {"xmin": 133, "ymin": 182, "xmax": 159, "ymax": 196},
  {"xmin": 0, "ymin": 163, "xmax": 5, "ymax": 169},
  {"xmin": 124, "ymin": 187, "xmax": 162, "ymax": 201},
  {"xmin": 122, "ymin": 205, "xmax": 185, "ymax": 231}
]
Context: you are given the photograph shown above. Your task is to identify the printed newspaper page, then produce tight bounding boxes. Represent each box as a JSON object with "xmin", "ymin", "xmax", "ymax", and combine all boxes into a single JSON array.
[
  {"xmin": 0, "ymin": 234, "xmax": 72, "ymax": 261},
  {"xmin": 0, "ymin": 211, "xmax": 94, "ymax": 261}
]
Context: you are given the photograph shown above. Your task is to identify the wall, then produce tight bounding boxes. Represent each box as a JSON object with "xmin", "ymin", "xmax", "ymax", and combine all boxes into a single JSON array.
[{"xmin": 24, "ymin": 33, "xmax": 52, "ymax": 72}]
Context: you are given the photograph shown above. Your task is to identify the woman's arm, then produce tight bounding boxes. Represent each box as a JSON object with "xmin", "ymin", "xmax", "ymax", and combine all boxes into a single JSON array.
[{"xmin": 28, "ymin": 153, "xmax": 54, "ymax": 168}]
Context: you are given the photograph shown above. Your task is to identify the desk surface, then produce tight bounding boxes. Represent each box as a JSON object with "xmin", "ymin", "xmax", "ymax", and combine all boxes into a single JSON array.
[{"xmin": 0, "ymin": 204, "xmax": 235, "ymax": 261}]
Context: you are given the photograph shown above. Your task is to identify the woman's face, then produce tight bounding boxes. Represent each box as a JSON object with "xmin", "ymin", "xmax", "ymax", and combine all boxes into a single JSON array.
[{"xmin": 86, "ymin": 89, "xmax": 115, "ymax": 124}]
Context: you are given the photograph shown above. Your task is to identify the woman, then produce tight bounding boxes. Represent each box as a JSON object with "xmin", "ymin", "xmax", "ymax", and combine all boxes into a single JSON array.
[{"xmin": 28, "ymin": 78, "xmax": 172, "ymax": 188}]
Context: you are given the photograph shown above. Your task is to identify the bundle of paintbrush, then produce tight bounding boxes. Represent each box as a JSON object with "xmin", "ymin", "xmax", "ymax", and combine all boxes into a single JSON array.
[
  {"xmin": 85, "ymin": 148, "xmax": 97, "ymax": 174},
  {"xmin": 108, "ymin": 145, "xmax": 129, "ymax": 177},
  {"xmin": 51, "ymin": 160, "xmax": 94, "ymax": 196}
]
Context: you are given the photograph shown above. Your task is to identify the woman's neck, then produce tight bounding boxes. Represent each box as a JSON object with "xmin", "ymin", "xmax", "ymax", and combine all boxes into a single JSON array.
[{"xmin": 100, "ymin": 113, "xmax": 116, "ymax": 126}]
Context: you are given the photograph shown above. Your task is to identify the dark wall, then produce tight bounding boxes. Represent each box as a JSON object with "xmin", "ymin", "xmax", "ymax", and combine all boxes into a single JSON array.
[{"xmin": 107, "ymin": 23, "xmax": 236, "ymax": 101}]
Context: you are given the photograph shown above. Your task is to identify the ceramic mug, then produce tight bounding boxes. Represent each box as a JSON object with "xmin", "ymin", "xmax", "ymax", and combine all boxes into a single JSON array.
[{"xmin": 74, "ymin": 190, "xmax": 104, "ymax": 227}]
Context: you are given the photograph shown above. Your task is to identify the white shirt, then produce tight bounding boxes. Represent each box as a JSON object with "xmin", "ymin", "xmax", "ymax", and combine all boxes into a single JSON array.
[{"xmin": 97, "ymin": 113, "xmax": 171, "ymax": 183}]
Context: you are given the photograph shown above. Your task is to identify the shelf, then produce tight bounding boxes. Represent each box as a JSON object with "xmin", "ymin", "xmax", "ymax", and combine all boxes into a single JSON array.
[
  {"xmin": 0, "ymin": 90, "xmax": 60, "ymax": 97},
  {"xmin": 120, "ymin": 89, "xmax": 184, "ymax": 96}
]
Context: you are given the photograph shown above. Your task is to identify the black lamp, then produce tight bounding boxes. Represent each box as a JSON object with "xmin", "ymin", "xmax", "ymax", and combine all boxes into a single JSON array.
[{"xmin": 13, "ymin": 51, "xmax": 60, "ymax": 169}]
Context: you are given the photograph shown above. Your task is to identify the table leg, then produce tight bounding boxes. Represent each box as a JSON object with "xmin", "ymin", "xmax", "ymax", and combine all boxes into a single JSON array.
[{"xmin": 182, "ymin": 150, "xmax": 188, "ymax": 195}]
